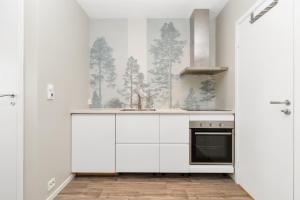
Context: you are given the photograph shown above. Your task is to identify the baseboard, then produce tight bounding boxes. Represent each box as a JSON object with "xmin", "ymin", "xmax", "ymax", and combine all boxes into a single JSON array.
[{"xmin": 46, "ymin": 174, "xmax": 75, "ymax": 200}]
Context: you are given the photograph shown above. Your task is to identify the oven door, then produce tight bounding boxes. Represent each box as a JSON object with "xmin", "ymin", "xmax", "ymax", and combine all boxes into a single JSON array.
[{"xmin": 190, "ymin": 128, "xmax": 233, "ymax": 165}]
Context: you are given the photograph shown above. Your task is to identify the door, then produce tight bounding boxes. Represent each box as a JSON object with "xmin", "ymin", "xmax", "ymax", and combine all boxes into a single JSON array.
[
  {"xmin": 72, "ymin": 114, "xmax": 115, "ymax": 173},
  {"xmin": 295, "ymin": 0, "xmax": 300, "ymax": 199},
  {"xmin": 236, "ymin": 0, "xmax": 294, "ymax": 199},
  {"xmin": 160, "ymin": 144, "xmax": 189, "ymax": 173},
  {"xmin": 190, "ymin": 130, "xmax": 233, "ymax": 164},
  {"xmin": 159, "ymin": 114, "xmax": 189, "ymax": 143},
  {"xmin": 0, "ymin": 0, "xmax": 23, "ymax": 199}
]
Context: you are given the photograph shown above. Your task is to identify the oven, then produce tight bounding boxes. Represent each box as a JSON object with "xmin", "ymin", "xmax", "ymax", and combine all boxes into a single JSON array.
[{"xmin": 190, "ymin": 121, "xmax": 234, "ymax": 165}]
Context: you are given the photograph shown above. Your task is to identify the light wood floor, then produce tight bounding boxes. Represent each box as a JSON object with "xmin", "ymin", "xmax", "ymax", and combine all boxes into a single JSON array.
[{"xmin": 55, "ymin": 174, "xmax": 253, "ymax": 200}]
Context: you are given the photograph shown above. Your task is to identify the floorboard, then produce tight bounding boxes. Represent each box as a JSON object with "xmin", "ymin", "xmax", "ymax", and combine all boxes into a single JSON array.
[{"xmin": 55, "ymin": 174, "xmax": 253, "ymax": 200}]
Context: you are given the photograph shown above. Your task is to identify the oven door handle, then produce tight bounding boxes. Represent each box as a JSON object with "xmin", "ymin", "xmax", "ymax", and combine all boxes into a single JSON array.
[{"xmin": 194, "ymin": 132, "xmax": 232, "ymax": 135}]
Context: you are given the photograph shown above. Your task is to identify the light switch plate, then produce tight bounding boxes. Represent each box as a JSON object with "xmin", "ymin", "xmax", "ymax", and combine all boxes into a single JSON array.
[{"xmin": 47, "ymin": 84, "xmax": 55, "ymax": 100}]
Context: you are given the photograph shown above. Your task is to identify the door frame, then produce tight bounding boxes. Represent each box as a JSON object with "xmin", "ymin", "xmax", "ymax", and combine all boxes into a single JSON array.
[
  {"xmin": 294, "ymin": 0, "xmax": 299, "ymax": 199},
  {"xmin": 235, "ymin": 0, "xmax": 297, "ymax": 199},
  {"xmin": 16, "ymin": 0, "xmax": 24, "ymax": 199}
]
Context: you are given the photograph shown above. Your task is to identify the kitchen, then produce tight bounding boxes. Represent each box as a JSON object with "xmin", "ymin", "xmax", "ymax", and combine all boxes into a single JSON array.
[{"xmin": 0, "ymin": 0, "xmax": 299, "ymax": 200}]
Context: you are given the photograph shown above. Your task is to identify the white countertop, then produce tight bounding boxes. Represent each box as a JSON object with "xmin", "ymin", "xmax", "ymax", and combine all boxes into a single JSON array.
[{"xmin": 71, "ymin": 108, "xmax": 234, "ymax": 114}]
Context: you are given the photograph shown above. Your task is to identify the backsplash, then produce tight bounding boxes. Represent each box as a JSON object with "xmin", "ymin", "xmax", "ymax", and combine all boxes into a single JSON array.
[{"xmin": 89, "ymin": 19, "xmax": 216, "ymax": 109}]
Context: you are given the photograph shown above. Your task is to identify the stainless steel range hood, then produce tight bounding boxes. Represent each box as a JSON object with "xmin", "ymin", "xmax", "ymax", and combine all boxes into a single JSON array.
[{"xmin": 180, "ymin": 9, "xmax": 228, "ymax": 76}]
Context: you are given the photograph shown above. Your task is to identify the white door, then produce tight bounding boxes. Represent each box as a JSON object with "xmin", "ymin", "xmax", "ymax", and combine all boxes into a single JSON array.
[
  {"xmin": 294, "ymin": 0, "xmax": 300, "ymax": 199},
  {"xmin": 72, "ymin": 114, "xmax": 116, "ymax": 173},
  {"xmin": 160, "ymin": 144, "xmax": 189, "ymax": 173},
  {"xmin": 236, "ymin": 0, "xmax": 294, "ymax": 199},
  {"xmin": 0, "ymin": 0, "xmax": 23, "ymax": 199}
]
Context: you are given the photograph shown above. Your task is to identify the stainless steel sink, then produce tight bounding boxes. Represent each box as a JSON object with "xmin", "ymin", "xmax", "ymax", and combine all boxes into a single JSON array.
[{"xmin": 120, "ymin": 108, "xmax": 157, "ymax": 112}]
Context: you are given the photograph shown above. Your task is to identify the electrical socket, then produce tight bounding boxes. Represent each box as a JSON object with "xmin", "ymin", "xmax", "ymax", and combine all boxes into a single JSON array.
[{"xmin": 47, "ymin": 177, "xmax": 56, "ymax": 191}]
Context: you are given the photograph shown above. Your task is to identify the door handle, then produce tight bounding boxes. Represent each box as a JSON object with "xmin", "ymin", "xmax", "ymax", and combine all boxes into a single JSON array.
[
  {"xmin": 281, "ymin": 109, "xmax": 291, "ymax": 115},
  {"xmin": 270, "ymin": 100, "xmax": 291, "ymax": 106},
  {"xmin": 0, "ymin": 94, "xmax": 15, "ymax": 98}
]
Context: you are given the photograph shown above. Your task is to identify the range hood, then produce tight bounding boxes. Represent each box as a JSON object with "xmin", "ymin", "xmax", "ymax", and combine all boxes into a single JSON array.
[{"xmin": 180, "ymin": 9, "xmax": 228, "ymax": 76}]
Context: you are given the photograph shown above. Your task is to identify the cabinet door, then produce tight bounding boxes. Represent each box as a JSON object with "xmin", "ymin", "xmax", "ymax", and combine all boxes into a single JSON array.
[
  {"xmin": 72, "ymin": 114, "xmax": 115, "ymax": 173},
  {"xmin": 116, "ymin": 114, "xmax": 159, "ymax": 143},
  {"xmin": 116, "ymin": 144, "xmax": 159, "ymax": 172},
  {"xmin": 160, "ymin": 144, "xmax": 189, "ymax": 173},
  {"xmin": 160, "ymin": 114, "xmax": 189, "ymax": 143}
]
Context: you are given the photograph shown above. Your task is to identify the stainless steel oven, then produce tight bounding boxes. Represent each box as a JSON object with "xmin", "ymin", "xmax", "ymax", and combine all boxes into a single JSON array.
[{"xmin": 190, "ymin": 121, "xmax": 234, "ymax": 165}]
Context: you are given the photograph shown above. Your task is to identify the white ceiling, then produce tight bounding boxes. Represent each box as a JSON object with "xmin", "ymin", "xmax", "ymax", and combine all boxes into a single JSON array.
[{"xmin": 76, "ymin": 0, "xmax": 228, "ymax": 19}]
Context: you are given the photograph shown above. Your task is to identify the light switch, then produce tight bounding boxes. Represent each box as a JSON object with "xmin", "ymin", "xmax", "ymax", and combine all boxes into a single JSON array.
[{"xmin": 47, "ymin": 84, "xmax": 55, "ymax": 100}]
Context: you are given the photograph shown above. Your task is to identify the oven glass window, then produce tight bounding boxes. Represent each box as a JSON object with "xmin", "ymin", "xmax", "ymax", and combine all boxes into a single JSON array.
[{"xmin": 191, "ymin": 129, "xmax": 232, "ymax": 164}]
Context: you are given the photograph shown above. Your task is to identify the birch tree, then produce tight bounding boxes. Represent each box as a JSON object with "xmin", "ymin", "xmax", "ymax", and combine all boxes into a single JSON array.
[
  {"xmin": 90, "ymin": 37, "xmax": 116, "ymax": 107},
  {"xmin": 149, "ymin": 22, "xmax": 186, "ymax": 108}
]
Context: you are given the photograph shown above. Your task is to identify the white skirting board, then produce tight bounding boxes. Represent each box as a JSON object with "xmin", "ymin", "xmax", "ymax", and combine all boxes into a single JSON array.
[{"xmin": 46, "ymin": 174, "xmax": 74, "ymax": 200}]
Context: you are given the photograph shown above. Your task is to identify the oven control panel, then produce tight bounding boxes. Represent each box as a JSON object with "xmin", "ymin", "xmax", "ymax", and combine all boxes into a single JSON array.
[{"xmin": 189, "ymin": 121, "xmax": 234, "ymax": 129}]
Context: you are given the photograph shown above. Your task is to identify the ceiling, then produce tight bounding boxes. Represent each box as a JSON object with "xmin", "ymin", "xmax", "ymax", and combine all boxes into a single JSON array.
[{"xmin": 76, "ymin": 0, "xmax": 228, "ymax": 19}]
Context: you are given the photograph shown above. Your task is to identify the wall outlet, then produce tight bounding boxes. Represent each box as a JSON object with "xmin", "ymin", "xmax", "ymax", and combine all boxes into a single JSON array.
[
  {"xmin": 47, "ymin": 84, "xmax": 55, "ymax": 100},
  {"xmin": 47, "ymin": 177, "xmax": 56, "ymax": 191}
]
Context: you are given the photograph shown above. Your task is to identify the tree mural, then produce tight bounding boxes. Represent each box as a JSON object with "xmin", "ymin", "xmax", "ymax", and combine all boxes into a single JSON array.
[
  {"xmin": 149, "ymin": 22, "xmax": 186, "ymax": 108},
  {"xmin": 105, "ymin": 98, "xmax": 124, "ymax": 108},
  {"xmin": 183, "ymin": 88, "xmax": 201, "ymax": 110},
  {"xmin": 119, "ymin": 56, "xmax": 148, "ymax": 108},
  {"xmin": 90, "ymin": 37, "xmax": 116, "ymax": 107},
  {"xmin": 200, "ymin": 79, "xmax": 216, "ymax": 102}
]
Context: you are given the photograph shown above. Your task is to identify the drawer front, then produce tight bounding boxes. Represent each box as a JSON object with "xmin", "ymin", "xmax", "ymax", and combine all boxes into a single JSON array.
[
  {"xmin": 160, "ymin": 114, "xmax": 189, "ymax": 143},
  {"xmin": 160, "ymin": 144, "xmax": 189, "ymax": 173},
  {"xmin": 116, "ymin": 144, "xmax": 159, "ymax": 172},
  {"xmin": 116, "ymin": 114, "xmax": 159, "ymax": 143}
]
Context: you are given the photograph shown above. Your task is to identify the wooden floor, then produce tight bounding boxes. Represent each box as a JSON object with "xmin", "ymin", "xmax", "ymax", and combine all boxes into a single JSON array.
[{"xmin": 55, "ymin": 174, "xmax": 253, "ymax": 200}]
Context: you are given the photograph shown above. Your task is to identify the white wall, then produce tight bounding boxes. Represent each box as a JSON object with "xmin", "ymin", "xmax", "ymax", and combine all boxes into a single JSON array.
[
  {"xmin": 24, "ymin": 0, "xmax": 89, "ymax": 199},
  {"xmin": 215, "ymin": 0, "xmax": 257, "ymax": 110},
  {"xmin": 295, "ymin": 0, "xmax": 300, "ymax": 199}
]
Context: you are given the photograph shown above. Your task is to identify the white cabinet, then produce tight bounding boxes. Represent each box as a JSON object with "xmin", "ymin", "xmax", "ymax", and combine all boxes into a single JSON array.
[
  {"xmin": 160, "ymin": 114, "xmax": 189, "ymax": 143},
  {"xmin": 116, "ymin": 144, "xmax": 159, "ymax": 172},
  {"xmin": 116, "ymin": 114, "xmax": 159, "ymax": 143},
  {"xmin": 72, "ymin": 114, "xmax": 115, "ymax": 173},
  {"xmin": 160, "ymin": 144, "xmax": 189, "ymax": 173}
]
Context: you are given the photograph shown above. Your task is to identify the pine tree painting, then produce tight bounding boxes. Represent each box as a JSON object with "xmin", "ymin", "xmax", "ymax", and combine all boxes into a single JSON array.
[
  {"xmin": 90, "ymin": 37, "xmax": 116, "ymax": 108},
  {"xmin": 200, "ymin": 79, "xmax": 216, "ymax": 102},
  {"xmin": 149, "ymin": 22, "xmax": 186, "ymax": 108},
  {"xmin": 183, "ymin": 88, "xmax": 201, "ymax": 110},
  {"xmin": 105, "ymin": 98, "xmax": 125, "ymax": 108},
  {"xmin": 119, "ymin": 56, "xmax": 148, "ymax": 108}
]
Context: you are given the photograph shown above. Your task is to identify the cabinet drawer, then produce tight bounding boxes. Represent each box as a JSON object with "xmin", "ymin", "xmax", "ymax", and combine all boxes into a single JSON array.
[
  {"xmin": 72, "ymin": 114, "xmax": 115, "ymax": 173},
  {"xmin": 116, "ymin": 144, "xmax": 159, "ymax": 172},
  {"xmin": 116, "ymin": 114, "xmax": 159, "ymax": 143},
  {"xmin": 160, "ymin": 144, "xmax": 189, "ymax": 173},
  {"xmin": 160, "ymin": 114, "xmax": 189, "ymax": 143}
]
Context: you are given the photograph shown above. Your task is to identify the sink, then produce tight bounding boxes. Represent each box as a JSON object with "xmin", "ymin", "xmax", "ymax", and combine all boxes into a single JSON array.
[{"xmin": 120, "ymin": 108, "xmax": 157, "ymax": 112}]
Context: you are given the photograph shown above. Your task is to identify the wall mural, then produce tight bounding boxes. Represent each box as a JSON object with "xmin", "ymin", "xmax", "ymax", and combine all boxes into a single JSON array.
[
  {"xmin": 118, "ymin": 56, "xmax": 148, "ymax": 108},
  {"xmin": 90, "ymin": 37, "xmax": 116, "ymax": 108},
  {"xmin": 148, "ymin": 22, "xmax": 186, "ymax": 108},
  {"xmin": 89, "ymin": 19, "xmax": 216, "ymax": 110},
  {"xmin": 183, "ymin": 79, "xmax": 216, "ymax": 110}
]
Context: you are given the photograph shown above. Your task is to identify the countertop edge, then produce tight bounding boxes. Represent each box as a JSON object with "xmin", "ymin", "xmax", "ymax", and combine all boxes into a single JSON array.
[{"xmin": 70, "ymin": 109, "xmax": 235, "ymax": 114}]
